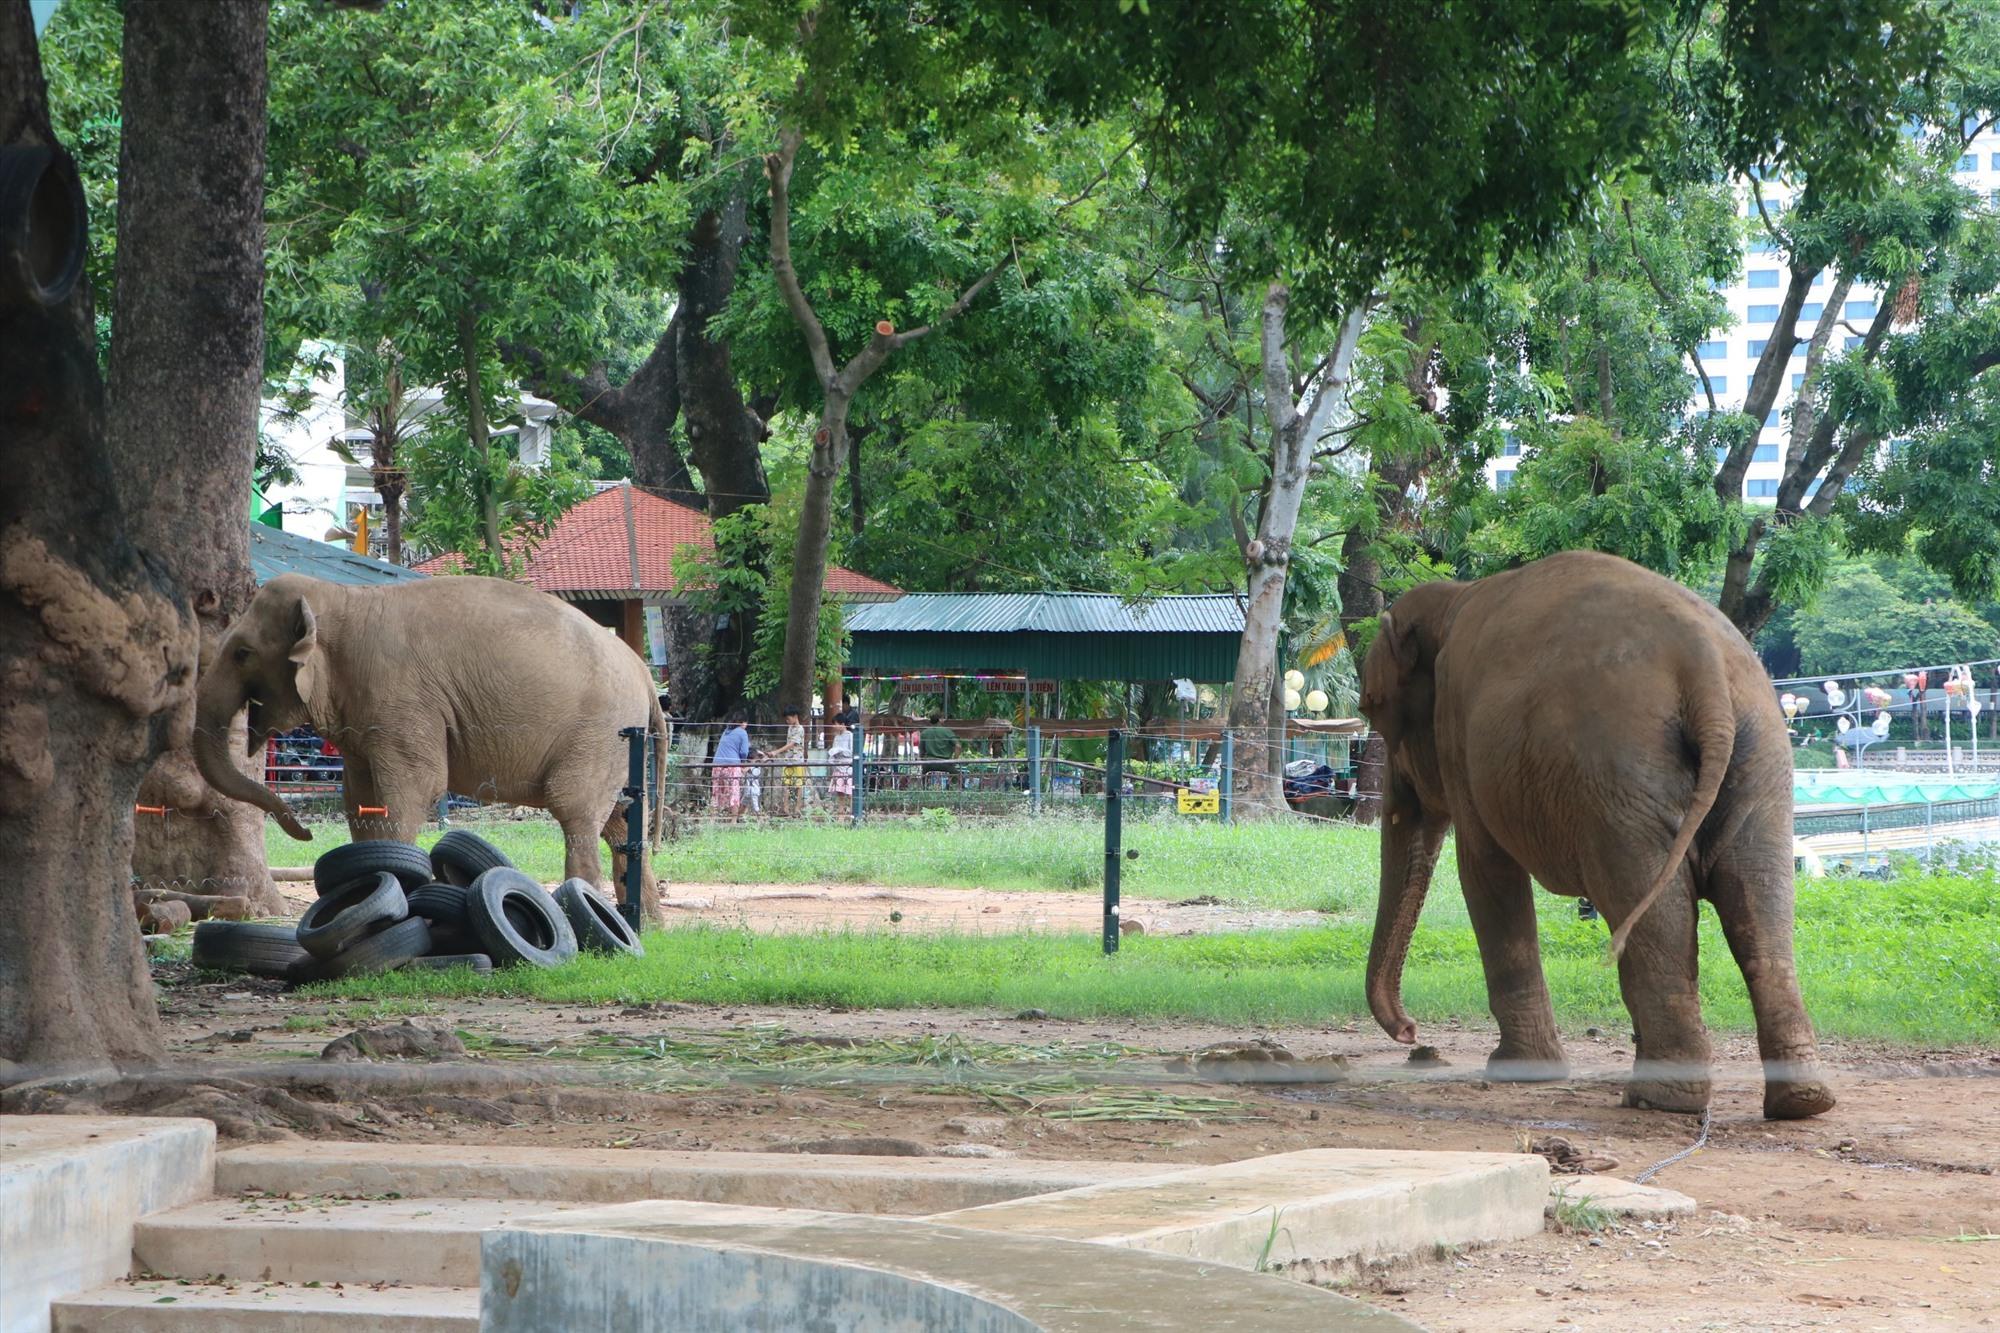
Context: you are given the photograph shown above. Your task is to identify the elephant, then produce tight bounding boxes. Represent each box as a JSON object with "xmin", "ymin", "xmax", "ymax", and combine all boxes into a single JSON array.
[
  {"xmin": 194, "ymin": 572, "xmax": 668, "ymax": 921},
  {"xmin": 1357, "ymin": 550, "xmax": 1834, "ymax": 1120}
]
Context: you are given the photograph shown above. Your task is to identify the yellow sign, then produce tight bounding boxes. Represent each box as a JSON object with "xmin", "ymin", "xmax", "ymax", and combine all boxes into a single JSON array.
[{"xmin": 1177, "ymin": 787, "xmax": 1220, "ymax": 815}]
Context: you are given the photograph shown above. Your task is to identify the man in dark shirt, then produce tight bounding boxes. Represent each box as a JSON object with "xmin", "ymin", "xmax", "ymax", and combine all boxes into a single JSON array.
[{"xmin": 919, "ymin": 713, "xmax": 957, "ymax": 787}]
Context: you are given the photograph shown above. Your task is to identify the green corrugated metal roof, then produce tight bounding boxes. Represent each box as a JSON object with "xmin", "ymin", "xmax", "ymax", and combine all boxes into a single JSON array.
[
  {"xmin": 845, "ymin": 593, "xmax": 1244, "ymax": 682},
  {"xmin": 845, "ymin": 593, "xmax": 1243, "ymax": 635},
  {"xmin": 250, "ymin": 523, "xmax": 428, "ymax": 588}
]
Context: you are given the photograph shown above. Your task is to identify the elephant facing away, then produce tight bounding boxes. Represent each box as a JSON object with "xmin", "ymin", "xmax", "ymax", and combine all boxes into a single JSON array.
[
  {"xmin": 1358, "ymin": 550, "xmax": 1834, "ymax": 1120},
  {"xmin": 193, "ymin": 573, "xmax": 668, "ymax": 924}
]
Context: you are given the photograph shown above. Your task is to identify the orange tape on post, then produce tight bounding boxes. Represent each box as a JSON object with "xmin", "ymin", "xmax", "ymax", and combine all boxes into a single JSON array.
[
  {"xmin": 135, "ymin": 805, "xmax": 167, "ymax": 816},
  {"xmin": 356, "ymin": 806, "xmax": 388, "ymax": 816}
]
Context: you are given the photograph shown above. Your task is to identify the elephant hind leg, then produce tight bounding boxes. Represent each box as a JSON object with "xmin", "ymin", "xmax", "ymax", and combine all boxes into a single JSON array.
[
  {"xmin": 1705, "ymin": 845, "xmax": 1835, "ymax": 1120},
  {"xmin": 600, "ymin": 804, "xmax": 663, "ymax": 929},
  {"xmin": 1603, "ymin": 861, "xmax": 1712, "ymax": 1114},
  {"xmin": 1456, "ymin": 822, "xmax": 1567, "ymax": 1082}
]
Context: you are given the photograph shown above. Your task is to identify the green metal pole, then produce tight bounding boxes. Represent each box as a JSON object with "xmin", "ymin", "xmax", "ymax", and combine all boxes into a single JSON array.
[{"xmin": 1103, "ymin": 729, "xmax": 1124, "ymax": 955}]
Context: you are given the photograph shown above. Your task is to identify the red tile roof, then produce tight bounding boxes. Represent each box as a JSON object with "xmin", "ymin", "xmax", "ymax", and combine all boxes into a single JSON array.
[{"xmin": 412, "ymin": 483, "xmax": 901, "ymax": 601}]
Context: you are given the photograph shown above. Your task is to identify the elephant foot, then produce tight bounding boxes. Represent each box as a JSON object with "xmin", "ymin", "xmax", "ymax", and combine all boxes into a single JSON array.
[
  {"xmin": 1764, "ymin": 1075, "xmax": 1836, "ymax": 1120},
  {"xmin": 1621, "ymin": 1072, "xmax": 1712, "ymax": 1114},
  {"xmin": 1486, "ymin": 1042, "xmax": 1568, "ymax": 1083}
]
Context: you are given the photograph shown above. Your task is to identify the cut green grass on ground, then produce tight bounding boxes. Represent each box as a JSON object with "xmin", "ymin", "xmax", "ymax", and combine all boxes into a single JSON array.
[{"xmin": 306, "ymin": 865, "xmax": 1999, "ymax": 1045}]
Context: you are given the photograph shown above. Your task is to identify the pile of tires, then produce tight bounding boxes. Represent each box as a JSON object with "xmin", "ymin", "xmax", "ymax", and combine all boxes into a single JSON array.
[{"xmin": 190, "ymin": 830, "xmax": 643, "ymax": 984}]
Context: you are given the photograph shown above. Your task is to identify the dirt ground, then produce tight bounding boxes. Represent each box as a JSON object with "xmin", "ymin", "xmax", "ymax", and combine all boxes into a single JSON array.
[
  {"xmin": 272, "ymin": 876, "xmax": 1326, "ymax": 935},
  {"xmin": 145, "ymin": 968, "xmax": 1999, "ymax": 1332}
]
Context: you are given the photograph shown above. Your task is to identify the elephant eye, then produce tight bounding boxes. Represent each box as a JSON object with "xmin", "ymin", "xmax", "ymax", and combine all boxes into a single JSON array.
[{"xmin": 233, "ymin": 646, "xmax": 253, "ymax": 665}]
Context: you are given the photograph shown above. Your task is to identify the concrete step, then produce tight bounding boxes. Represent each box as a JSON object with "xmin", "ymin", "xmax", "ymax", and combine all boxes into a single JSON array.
[
  {"xmin": 52, "ymin": 1280, "xmax": 475, "ymax": 1332},
  {"xmin": 216, "ymin": 1142, "xmax": 1169, "ymax": 1215},
  {"xmin": 935, "ymin": 1147, "xmax": 1551, "ymax": 1280},
  {"xmin": 135, "ymin": 1197, "xmax": 591, "ymax": 1288}
]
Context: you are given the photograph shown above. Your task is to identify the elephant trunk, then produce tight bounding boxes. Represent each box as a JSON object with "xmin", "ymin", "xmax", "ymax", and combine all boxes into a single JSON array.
[
  {"xmin": 1365, "ymin": 790, "xmax": 1443, "ymax": 1045},
  {"xmin": 192, "ymin": 669, "xmax": 312, "ymax": 841}
]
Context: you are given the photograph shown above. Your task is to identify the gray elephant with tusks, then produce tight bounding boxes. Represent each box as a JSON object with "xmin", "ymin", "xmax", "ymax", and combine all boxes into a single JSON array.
[
  {"xmin": 1356, "ymin": 551, "xmax": 1834, "ymax": 1120},
  {"xmin": 194, "ymin": 573, "xmax": 667, "ymax": 924}
]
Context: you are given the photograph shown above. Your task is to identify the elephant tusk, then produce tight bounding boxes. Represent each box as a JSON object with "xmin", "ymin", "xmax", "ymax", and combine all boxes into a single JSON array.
[{"xmin": 1390, "ymin": 813, "xmax": 1401, "ymax": 825}]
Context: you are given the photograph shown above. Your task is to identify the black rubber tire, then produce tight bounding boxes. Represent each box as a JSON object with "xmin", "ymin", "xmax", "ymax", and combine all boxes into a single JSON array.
[
  {"xmin": 191, "ymin": 921, "xmax": 310, "ymax": 979},
  {"xmin": 296, "ymin": 872, "xmax": 408, "ymax": 960},
  {"xmin": 288, "ymin": 915, "xmax": 433, "ymax": 983},
  {"xmin": 403, "ymin": 952, "xmax": 494, "ymax": 973},
  {"xmin": 406, "ymin": 881, "xmax": 481, "ymax": 953},
  {"xmin": 313, "ymin": 840, "xmax": 433, "ymax": 897},
  {"xmin": 554, "ymin": 878, "xmax": 645, "ymax": 958},
  {"xmin": 467, "ymin": 867, "xmax": 577, "ymax": 969},
  {"xmin": 430, "ymin": 830, "xmax": 514, "ymax": 887}
]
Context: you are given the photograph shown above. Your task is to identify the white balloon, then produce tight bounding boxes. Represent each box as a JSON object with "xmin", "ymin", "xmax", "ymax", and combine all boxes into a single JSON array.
[
  {"xmin": 1305, "ymin": 689, "xmax": 1329, "ymax": 714},
  {"xmin": 1837, "ymin": 716, "xmax": 1851, "ymax": 733},
  {"xmin": 1872, "ymin": 712, "xmax": 1891, "ymax": 735},
  {"xmin": 1283, "ymin": 669, "xmax": 1306, "ymax": 692},
  {"xmin": 1284, "ymin": 687, "xmax": 1303, "ymax": 711}
]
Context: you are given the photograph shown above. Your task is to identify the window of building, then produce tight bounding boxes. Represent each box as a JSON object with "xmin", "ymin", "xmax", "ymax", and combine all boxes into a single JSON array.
[
  {"xmin": 1812, "ymin": 272, "xmax": 1825, "ymax": 287},
  {"xmin": 1748, "ymin": 269, "xmax": 1780, "ymax": 289},
  {"xmin": 1846, "ymin": 299, "xmax": 1877, "ymax": 320},
  {"xmin": 1748, "ymin": 238, "xmax": 1778, "ymax": 254},
  {"xmin": 1695, "ymin": 340, "xmax": 1727, "ymax": 360},
  {"xmin": 1502, "ymin": 432, "xmax": 1520, "ymax": 456},
  {"xmin": 1746, "ymin": 478, "xmax": 1779, "ymax": 498},
  {"xmin": 1960, "ymin": 154, "xmax": 1978, "ymax": 172},
  {"xmin": 1754, "ymin": 444, "xmax": 1779, "ymax": 462},
  {"xmin": 1495, "ymin": 470, "xmax": 1515, "ymax": 492},
  {"xmin": 1765, "ymin": 410, "xmax": 1781, "ymax": 427},
  {"xmin": 1845, "ymin": 335, "xmax": 1864, "ymax": 349},
  {"xmin": 1749, "ymin": 339, "xmax": 1766, "ymax": 356},
  {"xmin": 1792, "ymin": 373, "xmax": 1806, "ymax": 390},
  {"xmin": 1748, "ymin": 305, "xmax": 1779, "ymax": 323},
  {"xmin": 1992, "ymin": 152, "xmax": 2000, "ymax": 170},
  {"xmin": 1800, "ymin": 302, "xmax": 1823, "ymax": 320},
  {"xmin": 1708, "ymin": 375, "xmax": 1728, "ymax": 393}
]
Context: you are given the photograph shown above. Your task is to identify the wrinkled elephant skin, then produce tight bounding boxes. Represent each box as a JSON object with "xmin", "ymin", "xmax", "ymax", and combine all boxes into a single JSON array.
[
  {"xmin": 192, "ymin": 573, "xmax": 668, "ymax": 919},
  {"xmin": 1358, "ymin": 551, "xmax": 1834, "ymax": 1120}
]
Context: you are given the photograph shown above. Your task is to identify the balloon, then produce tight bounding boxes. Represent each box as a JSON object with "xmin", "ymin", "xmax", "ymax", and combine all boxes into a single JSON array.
[
  {"xmin": 1972, "ymin": 698, "xmax": 1985, "ymax": 716},
  {"xmin": 1283, "ymin": 687, "xmax": 1302, "ymax": 711},
  {"xmin": 1822, "ymin": 680, "xmax": 1838, "ymax": 694},
  {"xmin": 1872, "ymin": 712, "xmax": 1891, "ymax": 736},
  {"xmin": 1837, "ymin": 716, "xmax": 1851, "ymax": 732},
  {"xmin": 1904, "ymin": 673, "xmax": 1919, "ymax": 691},
  {"xmin": 1283, "ymin": 669, "xmax": 1306, "ymax": 692},
  {"xmin": 1864, "ymin": 687, "xmax": 1891, "ymax": 707},
  {"xmin": 1305, "ymin": 688, "xmax": 1329, "ymax": 713},
  {"xmin": 1826, "ymin": 686, "xmax": 1846, "ymax": 708}
]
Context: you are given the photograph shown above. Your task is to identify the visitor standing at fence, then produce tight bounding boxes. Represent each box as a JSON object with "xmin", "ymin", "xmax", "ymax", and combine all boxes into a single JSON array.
[
  {"xmin": 920, "ymin": 713, "xmax": 958, "ymax": 788},
  {"xmin": 778, "ymin": 707, "xmax": 808, "ymax": 814},
  {"xmin": 826, "ymin": 718, "xmax": 855, "ymax": 802},
  {"xmin": 713, "ymin": 711, "xmax": 751, "ymax": 817}
]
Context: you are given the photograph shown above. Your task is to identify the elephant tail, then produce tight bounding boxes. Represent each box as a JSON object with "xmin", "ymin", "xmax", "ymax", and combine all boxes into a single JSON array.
[{"xmin": 1608, "ymin": 671, "xmax": 1735, "ymax": 961}]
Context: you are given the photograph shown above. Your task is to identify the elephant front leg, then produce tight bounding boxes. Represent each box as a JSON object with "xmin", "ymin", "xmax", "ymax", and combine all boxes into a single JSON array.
[{"xmin": 1457, "ymin": 829, "xmax": 1568, "ymax": 1081}]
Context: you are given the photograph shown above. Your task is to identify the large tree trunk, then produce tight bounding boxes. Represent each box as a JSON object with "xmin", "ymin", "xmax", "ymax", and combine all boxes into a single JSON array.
[
  {"xmin": 104, "ymin": 0, "xmax": 282, "ymax": 918},
  {"xmin": 2, "ymin": 0, "xmax": 238, "ymax": 1069},
  {"xmin": 458, "ymin": 312, "xmax": 503, "ymax": 560},
  {"xmin": 777, "ymin": 405, "xmax": 849, "ymax": 712},
  {"xmin": 1227, "ymin": 287, "xmax": 1367, "ymax": 816},
  {"xmin": 675, "ymin": 194, "xmax": 770, "ymax": 522}
]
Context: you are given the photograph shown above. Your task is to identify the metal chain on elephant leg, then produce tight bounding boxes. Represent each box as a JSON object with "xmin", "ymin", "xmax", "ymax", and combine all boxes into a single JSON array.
[{"xmin": 1634, "ymin": 1105, "xmax": 1714, "ymax": 1184}]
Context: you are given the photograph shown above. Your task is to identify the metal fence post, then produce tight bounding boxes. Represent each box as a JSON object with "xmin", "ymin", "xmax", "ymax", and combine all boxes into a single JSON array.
[
  {"xmin": 1029, "ymin": 725, "xmax": 1043, "ymax": 815},
  {"xmin": 1220, "ymin": 729, "xmax": 1234, "ymax": 825},
  {"xmin": 850, "ymin": 723, "xmax": 865, "ymax": 827},
  {"xmin": 618, "ymin": 726, "xmax": 648, "ymax": 932},
  {"xmin": 1103, "ymin": 729, "xmax": 1124, "ymax": 956}
]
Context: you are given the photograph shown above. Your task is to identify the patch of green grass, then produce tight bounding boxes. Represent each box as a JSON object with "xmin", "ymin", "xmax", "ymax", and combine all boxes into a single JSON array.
[
  {"xmin": 306, "ymin": 869, "xmax": 1999, "ymax": 1044},
  {"xmin": 1549, "ymin": 1187, "xmax": 1612, "ymax": 1235},
  {"xmin": 267, "ymin": 812, "xmax": 1440, "ymax": 911}
]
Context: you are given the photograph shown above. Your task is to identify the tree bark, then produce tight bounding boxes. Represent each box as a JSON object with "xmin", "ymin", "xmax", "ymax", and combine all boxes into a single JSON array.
[
  {"xmin": 1227, "ymin": 285, "xmax": 1367, "ymax": 816},
  {"xmin": 458, "ymin": 312, "xmax": 503, "ymax": 560},
  {"xmin": 675, "ymin": 194, "xmax": 770, "ymax": 522},
  {"xmin": 371, "ymin": 349, "xmax": 408, "ymax": 566},
  {"xmin": 98, "ymin": 1, "xmax": 281, "ymax": 920},
  {"xmin": 2, "ymin": 1, "xmax": 230, "ymax": 1069},
  {"xmin": 764, "ymin": 128, "xmax": 1006, "ymax": 713}
]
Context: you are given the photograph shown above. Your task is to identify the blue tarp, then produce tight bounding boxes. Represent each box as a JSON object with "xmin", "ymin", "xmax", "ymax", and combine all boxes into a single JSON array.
[{"xmin": 1793, "ymin": 772, "xmax": 2000, "ymax": 808}]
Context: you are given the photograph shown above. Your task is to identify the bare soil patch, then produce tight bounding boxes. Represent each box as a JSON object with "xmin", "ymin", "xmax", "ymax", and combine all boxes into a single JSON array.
[{"xmin": 126, "ymin": 972, "xmax": 2000, "ymax": 1331}]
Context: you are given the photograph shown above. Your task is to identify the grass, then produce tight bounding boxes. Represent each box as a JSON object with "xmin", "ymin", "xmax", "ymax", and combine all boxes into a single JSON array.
[
  {"xmin": 273, "ymin": 811, "xmax": 1998, "ymax": 1046},
  {"xmin": 303, "ymin": 865, "xmax": 2000, "ymax": 1044},
  {"xmin": 1549, "ymin": 1187, "xmax": 1612, "ymax": 1235},
  {"xmin": 268, "ymin": 810, "xmax": 1422, "ymax": 912}
]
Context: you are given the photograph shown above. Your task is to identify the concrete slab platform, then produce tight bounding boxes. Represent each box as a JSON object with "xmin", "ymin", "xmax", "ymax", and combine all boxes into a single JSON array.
[
  {"xmin": 51, "ymin": 1281, "xmax": 475, "ymax": 1333},
  {"xmin": 1547, "ymin": 1174, "xmax": 1697, "ymax": 1220},
  {"xmin": 216, "ymin": 1142, "xmax": 1172, "ymax": 1215},
  {"xmin": 135, "ymin": 1197, "xmax": 594, "ymax": 1287},
  {"xmin": 936, "ymin": 1147, "xmax": 1550, "ymax": 1279},
  {"xmin": 483, "ymin": 1200, "xmax": 1418, "ymax": 1331},
  {"xmin": 2, "ymin": 1116, "xmax": 215, "ymax": 1333}
]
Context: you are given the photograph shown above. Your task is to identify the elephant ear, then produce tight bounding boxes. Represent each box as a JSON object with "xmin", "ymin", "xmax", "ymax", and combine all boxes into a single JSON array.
[
  {"xmin": 1378, "ymin": 610, "xmax": 1417, "ymax": 674},
  {"xmin": 287, "ymin": 595, "xmax": 324, "ymax": 710}
]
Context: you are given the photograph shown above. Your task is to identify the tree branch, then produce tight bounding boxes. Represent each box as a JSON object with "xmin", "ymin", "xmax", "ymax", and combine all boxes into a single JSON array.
[
  {"xmin": 1259, "ymin": 282, "xmax": 1299, "ymax": 435},
  {"xmin": 764, "ymin": 127, "xmax": 836, "ymax": 389}
]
